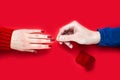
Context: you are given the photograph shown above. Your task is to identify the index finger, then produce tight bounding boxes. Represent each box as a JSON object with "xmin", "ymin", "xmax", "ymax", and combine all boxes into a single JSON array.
[{"xmin": 56, "ymin": 22, "xmax": 74, "ymax": 41}]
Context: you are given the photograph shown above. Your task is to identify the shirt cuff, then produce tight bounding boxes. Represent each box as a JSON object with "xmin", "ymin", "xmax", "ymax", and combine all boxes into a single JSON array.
[
  {"xmin": 0, "ymin": 27, "xmax": 14, "ymax": 50},
  {"xmin": 97, "ymin": 28, "xmax": 106, "ymax": 46}
]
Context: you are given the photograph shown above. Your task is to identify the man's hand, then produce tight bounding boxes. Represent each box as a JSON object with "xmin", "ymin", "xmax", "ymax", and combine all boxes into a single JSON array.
[
  {"xmin": 11, "ymin": 29, "xmax": 53, "ymax": 52},
  {"xmin": 57, "ymin": 20, "xmax": 100, "ymax": 48}
]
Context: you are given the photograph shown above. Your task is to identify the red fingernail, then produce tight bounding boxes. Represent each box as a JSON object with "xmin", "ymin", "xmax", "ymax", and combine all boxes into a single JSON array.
[
  {"xmin": 51, "ymin": 39, "xmax": 55, "ymax": 41},
  {"xmin": 41, "ymin": 30, "xmax": 44, "ymax": 33},
  {"xmin": 49, "ymin": 45, "xmax": 52, "ymax": 47},
  {"xmin": 48, "ymin": 35, "xmax": 52, "ymax": 38}
]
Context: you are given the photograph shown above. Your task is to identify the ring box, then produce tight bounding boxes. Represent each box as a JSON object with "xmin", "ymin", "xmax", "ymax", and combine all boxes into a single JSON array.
[{"xmin": 76, "ymin": 50, "xmax": 95, "ymax": 71}]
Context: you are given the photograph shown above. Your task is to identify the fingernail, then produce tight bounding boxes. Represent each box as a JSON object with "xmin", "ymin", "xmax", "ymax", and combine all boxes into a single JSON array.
[
  {"xmin": 49, "ymin": 45, "xmax": 52, "ymax": 48},
  {"xmin": 56, "ymin": 36, "xmax": 59, "ymax": 40},
  {"xmin": 51, "ymin": 39, "xmax": 55, "ymax": 42},
  {"xmin": 41, "ymin": 30, "xmax": 44, "ymax": 33},
  {"xmin": 59, "ymin": 36, "xmax": 63, "ymax": 40},
  {"xmin": 48, "ymin": 35, "xmax": 52, "ymax": 38}
]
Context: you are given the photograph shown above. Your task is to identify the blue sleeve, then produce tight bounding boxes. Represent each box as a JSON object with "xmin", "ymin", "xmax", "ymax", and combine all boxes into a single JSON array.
[{"xmin": 98, "ymin": 27, "xmax": 120, "ymax": 47}]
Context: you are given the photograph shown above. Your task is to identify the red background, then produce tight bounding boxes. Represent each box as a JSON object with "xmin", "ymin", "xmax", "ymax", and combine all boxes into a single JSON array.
[{"xmin": 0, "ymin": 0, "xmax": 120, "ymax": 80}]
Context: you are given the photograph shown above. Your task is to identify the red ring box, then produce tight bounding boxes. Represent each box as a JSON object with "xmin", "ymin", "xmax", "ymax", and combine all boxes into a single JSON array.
[{"xmin": 76, "ymin": 50, "xmax": 95, "ymax": 71}]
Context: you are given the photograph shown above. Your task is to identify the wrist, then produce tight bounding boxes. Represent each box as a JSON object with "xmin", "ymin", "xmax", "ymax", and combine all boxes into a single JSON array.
[{"xmin": 91, "ymin": 31, "xmax": 101, "ymax": 44}]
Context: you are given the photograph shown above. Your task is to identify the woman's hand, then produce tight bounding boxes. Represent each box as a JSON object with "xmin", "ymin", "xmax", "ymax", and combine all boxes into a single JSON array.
[
  {"xmin": 57, "ymin": 21, "xmax": 100, "ymax": 48},
  {"xmin": 10, "ymin": 29, "xmax": 53, "ymax": 52}
]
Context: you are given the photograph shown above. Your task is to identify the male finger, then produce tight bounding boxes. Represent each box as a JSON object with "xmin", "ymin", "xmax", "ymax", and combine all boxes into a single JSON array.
[
  {"xmin": 64, "ymin": 42, "xmax": 73, "ymax": 49},
  {"xmin": 57, "ymin": 23, "xmax": 73, "ymax": 41},
  {"xmin": 57, "ymin": 35, "xmax": 74, "ymax": 42}
]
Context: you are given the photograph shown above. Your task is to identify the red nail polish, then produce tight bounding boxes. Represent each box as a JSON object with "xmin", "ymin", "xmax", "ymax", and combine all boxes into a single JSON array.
[
  {"xmin": 51, "ymin": 39, "xmax": 55, "ymax": 41},
  {"xmin": 48, "ymin": 35, "xmax": 52, "ymax": 38},
  {"xmin": 49, "ymin": 45, "xmax": 52, "ymax": 47},
  {"xmin": 41, "ymin": 30, "xmax": 44, "ymax": 33}
]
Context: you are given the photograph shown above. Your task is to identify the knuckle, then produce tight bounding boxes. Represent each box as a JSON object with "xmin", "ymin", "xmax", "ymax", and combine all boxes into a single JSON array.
[
  {"xmin": 72, "ymin": 20, "xmax": 78, "ymax": 24},
  {"xmin": 59, "ymin": 28, "xmax": 63, "ymax": 31}
]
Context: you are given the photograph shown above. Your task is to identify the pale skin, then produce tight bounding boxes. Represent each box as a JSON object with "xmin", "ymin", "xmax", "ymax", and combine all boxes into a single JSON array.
[
  {"xmin": 10, "ymin": 29, "xmax": 52, "ymax": 52},
  {"xmin": 10, "ymin": 21, "xmax": 100, "ymax": 52},
  {"xmin": 57, "ymin": 20, "xmax": 101, "ymax": 48}
]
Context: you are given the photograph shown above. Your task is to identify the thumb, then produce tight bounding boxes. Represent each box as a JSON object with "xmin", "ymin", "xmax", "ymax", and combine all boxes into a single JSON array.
[
  {"xmin": 64, "ymin": 42, "xmax": 73, "ymax": 49},
  {"xmin": 57, "ymin": 35, "xmax": 74, "ymax": 42}
]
